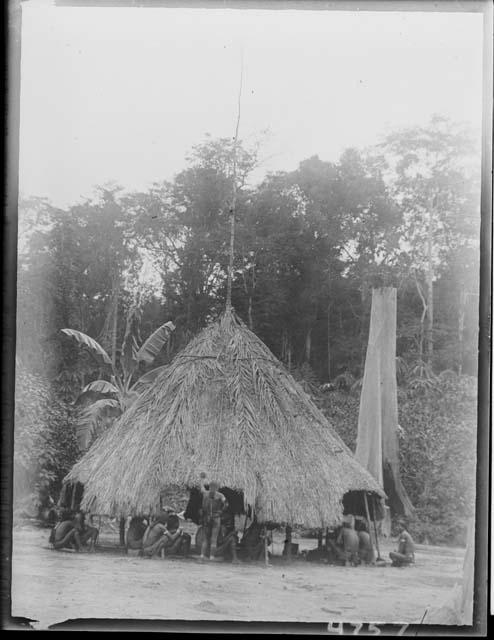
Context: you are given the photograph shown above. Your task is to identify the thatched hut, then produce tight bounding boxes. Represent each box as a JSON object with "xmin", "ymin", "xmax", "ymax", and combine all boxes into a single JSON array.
[{"xmin": 65, "ymin": 308, "xmax": 384, "ymax": 527}]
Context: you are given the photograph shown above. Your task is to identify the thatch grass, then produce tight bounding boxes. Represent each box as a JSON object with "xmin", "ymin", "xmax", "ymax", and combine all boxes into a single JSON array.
[{"xmin": 66, "ymin": 308, "xmax": 384, "ymax": 526}]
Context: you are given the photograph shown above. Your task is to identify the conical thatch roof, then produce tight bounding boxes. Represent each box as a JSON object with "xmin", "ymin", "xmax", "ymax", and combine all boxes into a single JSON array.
[{"xmin": 66, "ymin": 309, "xmax": 384, "ymax": 527}]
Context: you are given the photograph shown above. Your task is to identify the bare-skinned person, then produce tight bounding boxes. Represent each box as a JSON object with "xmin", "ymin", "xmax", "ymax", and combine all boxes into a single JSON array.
[
  {"xmin": 198, "ymin": 472, "xmax": 228, "ymax": 561},
  {"xmin": 335, "ymin": 521, "xmax": 360, "ymax": 566},
  {"xmin": 196, "ymin": 511, "xmax": 240, "ymax": 563},
  {"xmin": 142, "ymin": 512, "xmax": 170, "ymax": 558},
  {"xmin": 355, "ymin": 519, "xmax": 376, "ymax": 565},
  {"xmin": 389, "ymin": 519, "xmax": 415, "ymax": 567},
  {"xmin": 239, "ymin": 519, "xmax": 271, "ymax": 561},
  {"xmin": 160, "ymin": 514, "xmax": 191, "ymax": 558},
  {"xmin": 50, "ymin": 511, "xmax": 98, "ymax": 552},
  {"xmin": 126, "ymin": 515, "xmax": 149, "ymax": 554}
]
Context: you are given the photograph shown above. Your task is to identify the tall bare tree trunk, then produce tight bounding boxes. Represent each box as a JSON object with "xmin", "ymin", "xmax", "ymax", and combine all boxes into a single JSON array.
[{"xmin": 327, "ymin": 264, "xmax": 331, "ymax": 380}]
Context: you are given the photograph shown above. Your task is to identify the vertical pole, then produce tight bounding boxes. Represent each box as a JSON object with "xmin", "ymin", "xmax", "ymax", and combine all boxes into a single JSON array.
[
  {"xmin": 226, "ymin": 55, "xmax": 244, "ymax": 311},
  {"xmin": 317, "ymin": 529, "xmax": 323, "ymax": 549},
  {"xmin": 119, "ymin": 516, "xmax": 126, "ymax": 547},
  {"xmin": 264, "ymin": 526, "xmax": 269, "ymax": 567},
  {"xmin": 363, "ymin": 492, "xmax": 377, "ymax": 558},
  {"xmin": 370, "ymin": 496, "xmax": 382, "ymax": 560},
  {"xmin": 285, "ymin": 524, "xmax": 292, "ymax": 560}
]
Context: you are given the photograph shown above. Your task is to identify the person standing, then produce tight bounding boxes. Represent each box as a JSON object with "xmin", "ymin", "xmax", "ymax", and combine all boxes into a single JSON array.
[{"xmin": 199, "ymin": 472, "xmax": 228, "ymax": 560}]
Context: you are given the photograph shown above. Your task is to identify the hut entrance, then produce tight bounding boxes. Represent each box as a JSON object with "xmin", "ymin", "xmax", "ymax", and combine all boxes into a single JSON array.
[{"xmin": 184, "ymin": 486, "xmax": 247, "ymax": 525}]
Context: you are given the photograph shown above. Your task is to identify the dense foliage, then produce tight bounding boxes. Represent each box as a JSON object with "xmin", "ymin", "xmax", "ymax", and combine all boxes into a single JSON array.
[
  {"xmin": 14, "ymin": 368, "xmax": 79, "ymax": 517},
  {"xmin": 15, "ymin": 116, "xmax": 480, "ymax": 542},
  {"xmin": 315, "ymin": 373, "xmax": 477, "ymax": 546}
]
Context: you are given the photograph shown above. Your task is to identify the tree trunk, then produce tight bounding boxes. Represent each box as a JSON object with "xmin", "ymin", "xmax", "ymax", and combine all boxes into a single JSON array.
[
  {"xmin": 327, "ymin": 304, "xmax": 331, "ymax": 380},
  {"xmin": 414, "ymin": 275, "xmax": 427, "ymax": 363},
  {"xmin": 111, "ymin": 277, "xmax": 120, "ymax": 368},
  {"xmin": 359, "ymin": 284, "xmax": 368, "ymax": 372},
  {"xmin": 304, "ymin": 327, "xmax": 312, "ymax": 364},
  {"xmin": 327, "ymin": 263, "xmax": 331, "ymax": 380},
  {"xmin": 247, "ymin": 295, "xmax": 253, "ymax": 331},
  {"xmin": 426, "ymin": 200, "xmax": 434, "ymax": 367}
]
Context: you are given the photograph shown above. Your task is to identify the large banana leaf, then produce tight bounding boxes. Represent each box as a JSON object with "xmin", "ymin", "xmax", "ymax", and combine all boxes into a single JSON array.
[
  {"xmin": 135, "ymin": 321, "xmax": 175, "ymax": 364},
  {"xmin": 61, "ymin": 329, "xmax": 112, "ymax": 366},
  {"xmin": 81, "ymin": 380, "xmax": 120, "ymax": 395}
]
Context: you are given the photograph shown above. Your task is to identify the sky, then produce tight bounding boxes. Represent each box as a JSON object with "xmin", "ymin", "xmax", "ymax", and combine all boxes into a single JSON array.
[{"xmin": 19, "ymin": 1, "xmax": 484, "ymax": 208}]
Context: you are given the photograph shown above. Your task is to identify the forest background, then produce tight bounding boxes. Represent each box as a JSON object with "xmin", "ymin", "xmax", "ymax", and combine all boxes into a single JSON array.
[{"xmin": 14, "ymin": 115, "xmax": 480, "ymax": 546}]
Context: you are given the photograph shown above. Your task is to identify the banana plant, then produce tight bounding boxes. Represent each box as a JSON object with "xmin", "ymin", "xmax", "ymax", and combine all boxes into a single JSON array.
[{"xmin": 62, "ymin": 307, "xmax": 175, "ymax": 450}]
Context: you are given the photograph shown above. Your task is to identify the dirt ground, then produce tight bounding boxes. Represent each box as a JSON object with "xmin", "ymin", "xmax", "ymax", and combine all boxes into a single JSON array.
[{"xmin": 10, "ymin": 524, "xmax": 465, "ymax": 629}]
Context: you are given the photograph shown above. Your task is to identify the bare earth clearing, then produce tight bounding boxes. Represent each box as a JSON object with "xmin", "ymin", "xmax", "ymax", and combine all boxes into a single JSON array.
[{"xmin": 11, "ymin": 525, "xmax": 464, "ymax": 629}]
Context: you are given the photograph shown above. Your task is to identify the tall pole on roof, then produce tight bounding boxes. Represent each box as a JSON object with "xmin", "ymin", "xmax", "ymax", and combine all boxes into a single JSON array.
[{"xmin": 226, "ymin": 52, "xmax": 244, "ymax": 311}]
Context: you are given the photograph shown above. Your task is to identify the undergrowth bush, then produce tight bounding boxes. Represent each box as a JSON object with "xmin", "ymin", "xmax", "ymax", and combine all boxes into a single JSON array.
[
  {"xmin": 315, "ymin": 374, "xmax": 477, "ymax": 546},
  {"xmin": 14, "ymin": 367, "xmax": 79, "ymax": 519}
]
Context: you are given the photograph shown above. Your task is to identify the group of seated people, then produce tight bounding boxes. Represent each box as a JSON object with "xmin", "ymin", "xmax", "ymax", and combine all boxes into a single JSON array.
[
  {"xmin": 125, "ymin": 506, "xmax": 269, "ymax": 563},
  {"xmin": 305, "ymin": 518, "xmax": 375, "ymax": 566},
  {"xmin": 126, "ymin": 509, "xmax": 191, "ymax": 558},
  {"xmin": 49, "ymin": 479, "xmax": 415, "ymax": 569},
  {"xmin": 305, "ymin": 517, "xmax": 415, "ymax": 568}
]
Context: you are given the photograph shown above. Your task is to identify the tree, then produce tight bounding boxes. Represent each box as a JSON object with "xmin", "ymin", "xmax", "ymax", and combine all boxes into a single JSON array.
[
  {"xmin": 14, "ymin": 367, "xmax": 79, "ymax": 517},
  {"xmin": 62, "ymin": 307, "xmax": 175, "ymax": 450},
  {"xmin": 381, "ymin": 115, "xmax": 480, "ymax": 369}
]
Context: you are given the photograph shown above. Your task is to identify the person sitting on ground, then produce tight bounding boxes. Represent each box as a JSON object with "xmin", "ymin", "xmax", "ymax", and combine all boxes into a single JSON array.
[
  {"xmin": 389, "ymin": 519, "xmax": 415, "ymax": 567},
  {"xmin": 142, "ymin": 512, "xmax": 170, "ymax": 558},
  {"xmin": 199, "ymin": 473, "xmax": 228, "ymax": 561},
  {"xmin": 126, "ymin": 515, "xmax": 149, "ymax": 554},
  {"xmin": 160, "ymin": 514, "xmax": 191, "ymax": 558},
  {"xmin": 50, "ymin": 510, "xmax": 98, "ymax": 552},
  {"xmin": 335, "ymin": 520, "xmax": 360, "ymax": 566},
  {"xmin": 74, "ymin": 511, "xmax": 99, "ymax": 551},
  {"xmin": 50, "ymin": 512, "xmax": 83, "ymax": 551},
  {"xmin": 239, "ymin": 519, "xmax": 271, "ymax": 562},
  {"xmin": 355, "ymin": 520, "xmax": 375, "ymax": 565},
  {"xmin": 324, "ymin": 526, "xmax": 344, "ymax": 564}
]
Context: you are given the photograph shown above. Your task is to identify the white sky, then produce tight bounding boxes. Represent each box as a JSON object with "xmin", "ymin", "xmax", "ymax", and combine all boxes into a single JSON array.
[{"xmin": 19, "ymin": 1, "xmax": 483, "ymax": 207}]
